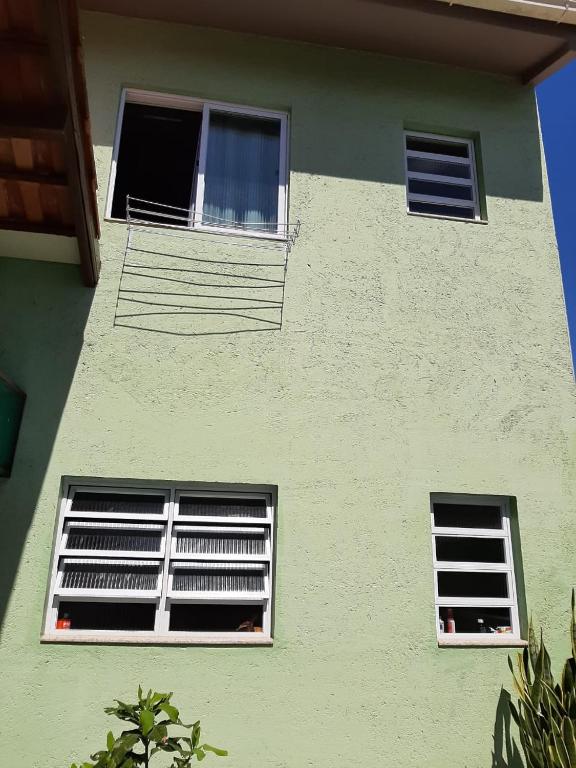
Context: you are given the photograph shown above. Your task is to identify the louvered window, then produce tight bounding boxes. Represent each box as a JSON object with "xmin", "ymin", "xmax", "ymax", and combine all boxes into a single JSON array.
[
  {"xmin": 44, "ymin": 483, "xmax": 275, "ymax": 643},
  {"xmin": 405, "ymin": 132, "xmax": 481, "ymax": 221},
  {"xmin": 431, "ymin": 494, "xmax": 521, "ymax": 644}
]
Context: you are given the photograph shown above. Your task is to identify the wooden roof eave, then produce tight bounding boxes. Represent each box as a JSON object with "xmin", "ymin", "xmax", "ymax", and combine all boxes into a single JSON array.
[{"xmin": 0, "ymin": 0, "xmax": 100, "ymax": 286}]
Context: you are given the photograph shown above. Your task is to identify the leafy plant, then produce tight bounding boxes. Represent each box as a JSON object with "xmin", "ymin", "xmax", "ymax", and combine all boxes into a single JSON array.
[
  {"xmin": 509, "ymin": 593, "xmax": 576, "ymax": 768},
  {"xmin": 70, "ymin": 687, "xmax": 227, "ymax": 768}
]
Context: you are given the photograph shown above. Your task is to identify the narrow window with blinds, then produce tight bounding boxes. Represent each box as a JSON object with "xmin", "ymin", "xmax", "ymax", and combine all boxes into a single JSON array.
[
  {"xmin": 405, "ymin": 132, "xmax": 481, "ymax": 221},
  {"xmin": 43, "ymin": 482, "xmax": 275, "ymax": 644},
  {"xmin": 107, "ymin": 89, "xmax": 289, "ymax": 237},
  {"xmin": 430, "ymin": 494, "xmax": 522, "ymax": 645}
]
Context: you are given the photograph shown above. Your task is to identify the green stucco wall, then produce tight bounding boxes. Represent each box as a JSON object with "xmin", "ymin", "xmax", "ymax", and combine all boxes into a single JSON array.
[{"xmin": 1, "ymin": 10, "xmax": 576, "ymax": 768}]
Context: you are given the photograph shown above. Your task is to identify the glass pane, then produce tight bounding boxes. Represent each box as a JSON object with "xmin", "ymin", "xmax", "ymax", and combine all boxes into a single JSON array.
[
  {"xmin": 179, "ymin": 497, "xmax": 267, "ymax": 518},
  {"xmin": 111, "ymin": 102, "xmax": 201, "ymax": 223},
  {"xmin": 409, "ymin": 200, "xmax": 475, "ymax": 220},
  {"xmin": 175, "ymin": 530, "xmax": 266, "ymax": 556},
  {"xmin": 67, "ymin": 526, "xmax": 162, "ymax": 553},
  {"xmin": 57, "ymin": 601, "xmax": 155, "ymax": 631},
  {"xmin": 437, "ymin": 571, "xmax": 509, "ymax": 598},
  {"xmin": 438, "ymin": 606, "xmax": 512, "ymax": 634},
  {"xmin": 169, "ymin": 603, "xmax": 264, "ymax": 632},
  {"xmin": 435, "ymin": 537, "xmax": 505, "ymax": 563},
  {"xmin": 172, "ymin": 567, "xmax": 265, "ymax": 592},
  {"xmin": 407, "ymin": 156, "xmax": 471, "ymax": 179},
  {"xmin": 71, "ymin": 492, "xmax": 165, "ymax": 515},
  {"xmin": 203, "ymin": 111, "xmax": 281, "ymax": 233},
  {"xmin": 61, "ymin": 563, "xmax": 158, "ymax": 590},
  {"xmin": 433, "ymin": 503, "xmax": 502, "ymax": 529},
  {"xmin": 408, "ymin": 179, "xmax": 473, "ymax": 201},
  {"xmin": 406, "ymin": 135, "xmax": 470, "ymax": 158}
]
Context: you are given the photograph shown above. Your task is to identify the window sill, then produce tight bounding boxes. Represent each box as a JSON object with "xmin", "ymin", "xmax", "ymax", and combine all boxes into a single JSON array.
[
  {"xmin": 104, "ymin": 217, "xmax": 289, "ymax": 243},
  {"xmin": 438, "ymin": 635, "xmax": 527, "ymax": 648},
  {"xmin": 407, "ymin": 211, "xmax": 488, "ymax": 225},
  {"xmin": 41, "ymin": 632, "xmax": 273, "ymax": 646}
]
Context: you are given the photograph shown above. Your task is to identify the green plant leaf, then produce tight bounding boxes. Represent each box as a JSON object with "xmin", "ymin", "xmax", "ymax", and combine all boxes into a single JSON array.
[
  {"xmin": 529, "ymin": 618, "xmax": 539, "ymax": 671},
  {"xmin": 70, "ymin": 687, "xmax": 225, "ymax": 768},
  {"xmin": 139, "ymin": 709, "xmax": 155, "ymax": 736},
  {"xmin": 201, "ymin": 744, "xmax": 228, "ymax": 757},
  {"xmin": 509, "ymin": 701, "xmax": 520, "ymax": 726},
  {"xmin": 148, "ymin": 723, "xmax": 168, "ymax": 743},
  {"xmin": 571, "ymin": 589, "xmax": 576, "ymax": 662},
  {"xmin": 160, "ymin": 702, "xmax": 180, "ymax": 723}
]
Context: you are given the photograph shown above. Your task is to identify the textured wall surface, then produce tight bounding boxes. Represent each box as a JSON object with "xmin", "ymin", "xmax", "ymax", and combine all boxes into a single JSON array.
[{"xmin": 0, "ymin": 10, "xmax": 575, "ymax": 768}]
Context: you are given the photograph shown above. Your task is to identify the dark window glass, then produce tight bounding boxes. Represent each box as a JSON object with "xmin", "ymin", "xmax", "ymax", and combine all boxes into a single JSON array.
[
  {"xmin": 175, "ymin": 530, "xmax": 266, "ymax": 556},
  {"xmin": 169, "ymin": 603, "xmax": 264, "ymax": 632},
  {"xmin": 407, "ymin": 156, "xmax": 471, "ymax": 179},
  {"xmin": 61, "ymin": 563, "xmax": 158, "ymax": 590},
  {"xmin": 438, "ymin": 606, "xmax": 512, "ymax": 634},
  {"xmin": 57, "ymin": 601, "xmax": 155, "ymax": 631},
  {"xmin": 408, "ymin": 179, "xmax": 473, "ymax": 201},
  {"xmin": 111, "ymin": 103, "xmax": 202, "ymax": 223},
  {"xmin": 435, "ymin": 537, "xmax": 505, "ymax": 563},
  {"xmin": 437, "ymin": 571, "xmax": 508, "ymax": 598},
  {"xmin": 71, "ymin": 492, "xmax": 165, "ymax": 515},
  {"xmin": 408, "ymin": 201, "xmax": 475, "ymax": 219},
  {"xmin": 433, "ymin": 503, "xmax": 502, "ymax": 529},
  {"xmin": 67, "ymin": 526, "xmax": 162, "ymax": 552},
  {"xmin": 406, "ymin": 136, "xmax": 469, "ymax": 158},
  {"xmin": 179, "ymin": 496, "xmax": 267, "ymax": 518},
  {"xmin": 172, "ymin": 567, "xmax": 265, "ymax": 593}
]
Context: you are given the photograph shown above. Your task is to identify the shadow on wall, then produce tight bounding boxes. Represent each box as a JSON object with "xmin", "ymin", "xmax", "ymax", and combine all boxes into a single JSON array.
[
  {"xmin": 0, "ymin": 258, "xmax": 94, "ymax": 635},
  {"xmin": 492, "ymin": 688, "xmax": 524, "ymax": 768},
  {"xmin": 113, "ymin": 209, "xmax": 300, "ymax": 337},
  {"xmin": 83, "ymin": 13, "xmax": 544, "ymax": 202}
]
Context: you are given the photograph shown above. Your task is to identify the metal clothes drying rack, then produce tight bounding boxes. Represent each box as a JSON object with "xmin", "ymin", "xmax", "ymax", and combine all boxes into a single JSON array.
[{"xmin": 113, "ymin": 196, "xmax": 300, "ymax": 337}]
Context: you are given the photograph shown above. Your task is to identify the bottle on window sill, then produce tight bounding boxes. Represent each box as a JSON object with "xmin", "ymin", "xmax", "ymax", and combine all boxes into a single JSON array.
[
  {"xmin": 56, "ymin": 613, "xmax": 71, "ymax": 630},
  {"xmin": 477, "ymin": 619, "xmax": 487, "ymax": 633},
  {"xmin": 438, "ymin": 617, "xmax": 445, "ymax": 633},
  {"xmin": 446, "ymin": 608, "xmax": 456, "ymax": 634}
]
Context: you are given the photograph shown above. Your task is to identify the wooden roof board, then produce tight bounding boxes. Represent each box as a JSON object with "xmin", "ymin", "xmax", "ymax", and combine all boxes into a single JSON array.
[{"xmin": 0, "ymin": 0, "xmax": 100, "ymax": 284}]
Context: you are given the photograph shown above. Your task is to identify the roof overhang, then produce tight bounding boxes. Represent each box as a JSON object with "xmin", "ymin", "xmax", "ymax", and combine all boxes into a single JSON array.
[
  {"xmin": 435, "ymin": 0, "xmax": 576, "ymax": 26},
  {"xmin": 0, "ymin": 0, "xmax": 100, "ymax": 286},
  {"xmin": 80, "ymin": 0, "xmax": 576, "ymax": 85}
]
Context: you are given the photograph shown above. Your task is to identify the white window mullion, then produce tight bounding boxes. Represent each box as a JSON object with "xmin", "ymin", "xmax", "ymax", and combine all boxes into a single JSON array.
[
  {"xmin": 191, "ymin": 103, "xmax": 210, "ymax": 228},
  {"xmin": 156, "ymin": 488, "xmax": 177, "ymax": 635},
  {"xmin": 436, "ymin": 597, "xmax": 514, "ymax": 608},
  {"xmin": 278, "ymin": 114, "xmax": 289, "ymax": 237}
]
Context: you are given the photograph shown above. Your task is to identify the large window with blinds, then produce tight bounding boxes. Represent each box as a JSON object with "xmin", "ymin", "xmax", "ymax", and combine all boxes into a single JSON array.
[
  {"xmin": 43, "ymin": 481, "xmax": 275, "ymax": 644},
  {"xmin": 106, "ymin": 89, "xmax": 289, "ymax": 237},
  {"xmin": 431, "ymin": 494, "xmax": 522, "ymax": 645},
  {"xmin": 404, "ymin": 131, "xmax": 482, "ymax": 221}
]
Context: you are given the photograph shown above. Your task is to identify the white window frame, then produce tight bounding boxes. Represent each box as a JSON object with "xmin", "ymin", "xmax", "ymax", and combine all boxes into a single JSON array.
[
  {"xmin": 105, "ymin": 88, "xmax": 290, "ymax": 241},
  {"xmin": 430, "ymin": 493, "xmax": 522, "ymax": 646},
  {"xmin": 43, "ymin": 480, "xmax": 275, "ymax": 645},
  {"xmin": 404, "ymin": 131, "xmax": 482, "ymax": 222}
]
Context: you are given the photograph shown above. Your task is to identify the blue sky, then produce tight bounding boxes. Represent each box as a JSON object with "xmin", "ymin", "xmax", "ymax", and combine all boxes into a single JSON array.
[{"xmin": 537, "ymin": 62, "xmax": 576, "ymax": 366}]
